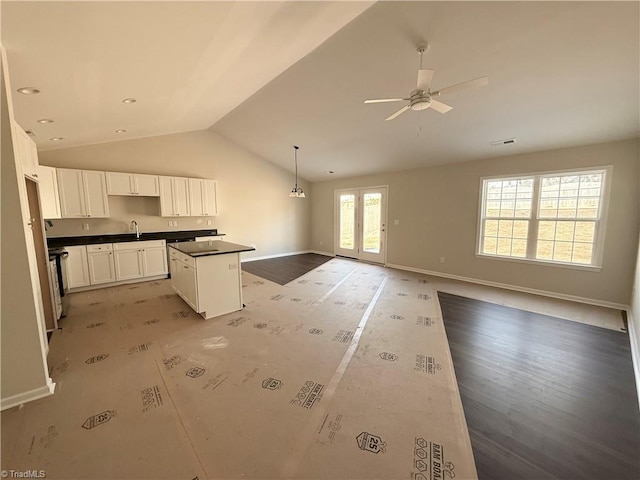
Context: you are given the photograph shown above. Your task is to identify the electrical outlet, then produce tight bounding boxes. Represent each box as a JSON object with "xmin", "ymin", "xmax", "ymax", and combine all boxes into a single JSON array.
[
  {"xmin": 207, "ymin": 220, "xmax": 212, "ymax": 225},
  {"xmin": 82, "ymin": 223, "xmax": 89, "ymax": 231},
  {"xmin": 440, "ymin": 257, "xmax": 445, "ymax": 263},
  {"xmin": 168, "ymin": 221, "xmax": 172, "ymax": 227},
  {"xmin": 319, "ymin": 240, "xmax": 323, "ymax": 246},
  {"xmin": 394, "ymin": 219, "xmax": 400, "ymax": 225}
]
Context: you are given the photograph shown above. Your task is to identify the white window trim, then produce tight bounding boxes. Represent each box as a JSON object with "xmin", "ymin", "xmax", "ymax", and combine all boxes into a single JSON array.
[{"xmin": 475, "ymin": 165, "xmax": 613, "ymax": 270}]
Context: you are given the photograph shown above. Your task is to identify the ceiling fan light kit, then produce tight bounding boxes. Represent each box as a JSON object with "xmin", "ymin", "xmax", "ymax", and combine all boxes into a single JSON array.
[{"xmin": 364, "ymin": 44, "xmax": 488, "ymax": 121}]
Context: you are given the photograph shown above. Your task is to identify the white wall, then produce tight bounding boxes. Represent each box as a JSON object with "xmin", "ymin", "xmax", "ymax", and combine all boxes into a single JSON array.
[
  {"xmin": 1, "ymin": 48, "xmax": 53, "ymax": 409},
  {"xmin": 39, "ymin": 130, "xmax": 311, "ymax": 258},
  {"xmin": 310, "ymin": 138, "xmax": 639, "ymax": 307}
]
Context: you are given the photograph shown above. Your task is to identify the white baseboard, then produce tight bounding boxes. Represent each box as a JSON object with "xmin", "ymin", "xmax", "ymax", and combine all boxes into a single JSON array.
[
  {"xmin": 242, "ymin": 250, "xmax": 333, "ymax": 263},
  {"xmin": 1, "ymin": 378, "xmax": 55, "ymax": 411},
  {"xmin": 308, "ymin": 250, "xmax": 335, "ymax": 257},
  {"xmin": 385, "ymin": 263, "xmax": 629, "ymax": 311},
  {"xmin": 627, "ymin": 310, "xmax": 640, "ymax": 411}
]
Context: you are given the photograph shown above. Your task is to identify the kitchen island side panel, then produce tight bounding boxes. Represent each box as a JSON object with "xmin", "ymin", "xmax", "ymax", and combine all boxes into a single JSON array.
[{"xmin": 196, "ymin": 251, "xmax": 243, "ymax": 319}]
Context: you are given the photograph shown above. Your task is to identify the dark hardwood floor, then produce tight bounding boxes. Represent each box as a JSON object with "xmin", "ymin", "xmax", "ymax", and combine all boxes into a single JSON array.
[
  {"xmin": 438, "ymin": 291, "xmax": 640, "ymax": 480},
  {"xmin": 241, "ymin": 253, "xmax": 332, "ymax": 285}
]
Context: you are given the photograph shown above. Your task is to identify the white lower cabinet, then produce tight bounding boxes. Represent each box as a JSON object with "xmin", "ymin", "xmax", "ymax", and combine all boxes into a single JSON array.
[
  {"xmin": 143, "ymin": 246, "xmax": 168, "ymax": 276},
  {"xmin": 114, "ymin": 249, "xmax": 144, "ymax": 280},
  {"xmin": 170, "ymin": 253, "xmax": 198, "ymax": 310},
  {"xmin": 114, "ymin": 240, "xmax": 167, "ymax": 281},
  {"xmin": 169, "ymin": 247, "xmax": 242, "ymax": 319},
  {"xmin": 87, "ymin": 244, "xmax": 116, "ymax": 284},
  {"xmin": 64, "ymin": 246, "xmax": 90, "ymax": 289},
  {"xmin": 64, "ymin": 240, "xmax": 167, "ymax": 290}
]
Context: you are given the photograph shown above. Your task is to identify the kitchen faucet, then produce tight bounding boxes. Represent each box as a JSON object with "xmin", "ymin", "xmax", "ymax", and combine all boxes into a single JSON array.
[{"xmin": 131, "ymin": 220, "xmax": 140, "ymax": 239}]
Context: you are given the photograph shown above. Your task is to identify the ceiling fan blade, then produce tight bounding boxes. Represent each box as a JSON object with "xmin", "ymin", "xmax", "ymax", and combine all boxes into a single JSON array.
[
  {"xmin": 416, "ymin": 69, "xmax": 434, "ymax": 91},
  {"xmin": 364, "ymin": 98, "xmax": 406, "ymax": 104},
  {"xmin": 432, "ymin": 76, "xmax": 488, "ymax": 96},
  {"xmin": 385, "ymin": 105, "xmax": 410, "ymax": 121},
  {"xmin": 429, "ymin": 99, "xmax": 453, "ymax": 114}
]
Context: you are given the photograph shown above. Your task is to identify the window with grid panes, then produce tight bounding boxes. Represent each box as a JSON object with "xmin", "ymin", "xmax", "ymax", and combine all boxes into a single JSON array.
[{"xmin": 478, "ymin": 168, "xmax": 609, "ymax": 267}]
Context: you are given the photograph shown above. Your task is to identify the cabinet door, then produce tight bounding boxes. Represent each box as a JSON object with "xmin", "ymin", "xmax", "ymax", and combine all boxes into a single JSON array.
[
  {"xmin": 134, "ymin": 174, "xmax": 160, "ymax": 196},
  {"xmin": 64, "ymin": 245, "xmax": 90, "ymax": 288},
  {"xmin": 14, "ymin": 124, "xmax": 39, "ymax": 179},
  {"xmin": 36, "ymin": 166, "xmax": 62, "ymax": 219},
  {"xmin": 203, "ymin": 179, "xmax": 218, "ymax": 216},
  {"xmin": 159, "ymin": 176, "xmax": 175, "ymax": 216},
  {"xmin": 114, "ymin": 249, "xmax": 144, "ymax": 280},
  {"xmin": 173, "ymin": 177, "xmax": 190, "ymax": 216},
  {"xmin": 106, "ymin": 172, "xmax": 134, "ymax": 195},
  {"xmin": 170, "ymin": 257, "xmax": 182, "ymax": 294},
  {"xmin": 143, "ymin": 247, "xmax": 168, "ymax": 277},
  {"xmin": 57, "ymin": 168, "xmax": 86, "ymax": 217},
  {"xmin": 88, "ymin": 251, "xmax": 116, "ymax": 284},
  {"xmin": 83, "ymin": 171, "xmax": 110, "ymax": 217},
  {"xmin": 183, "ymin": 264, "xmax": 198, "ymax": 310},
  {"xmin": 188, "ymin": 179, "xmax": 205, "ymax": 216}
]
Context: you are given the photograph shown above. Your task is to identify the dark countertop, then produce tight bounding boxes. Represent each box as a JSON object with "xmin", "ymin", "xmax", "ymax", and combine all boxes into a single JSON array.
[
  {"xmin": 169, "ymin": 240, "xmax": 255, "ymax": 257},
  {"xmin": 47, "ymin": 230, "xmax": 225, "ymax": 248}
]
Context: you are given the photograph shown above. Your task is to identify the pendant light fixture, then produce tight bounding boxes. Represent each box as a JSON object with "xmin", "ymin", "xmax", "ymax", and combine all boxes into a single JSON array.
[{"xmin": 289, "ymin": 145, "xmax": 306, "ymax": 198}]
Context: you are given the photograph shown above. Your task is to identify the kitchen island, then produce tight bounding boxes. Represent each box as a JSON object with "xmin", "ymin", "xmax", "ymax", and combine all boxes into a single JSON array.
[{"xmin": 168, "ymin": 240, "xmax": 255, "ymax": 319}]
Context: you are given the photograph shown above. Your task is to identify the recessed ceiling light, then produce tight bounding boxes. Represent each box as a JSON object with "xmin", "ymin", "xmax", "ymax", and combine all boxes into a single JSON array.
[
  {"xmin": 37, "ymin": 118, "xmax": 54, "ymax": 124},
  {"xmin": 50, "ymin": 137, "xmax": 64, "ymax": 142},
  {"xmin": 17, "ymin": 87, "xmax": 40, "ymax": 95},
  {"xmin": 115, "ymin": 129, "xmax": 127, "ymax": 134},
  {"xmin": 324, "ymin": 170, "xmax": 335, "ymax": 175},
  {"xmin": 122, "ymin": 98, "xmax": 136, "ymax": 104}
]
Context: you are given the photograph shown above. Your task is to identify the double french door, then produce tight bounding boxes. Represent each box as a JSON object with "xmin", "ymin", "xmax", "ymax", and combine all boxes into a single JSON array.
[{"xmin": 334, "ymin": 187, "xmax": 387, "ymax": 264}]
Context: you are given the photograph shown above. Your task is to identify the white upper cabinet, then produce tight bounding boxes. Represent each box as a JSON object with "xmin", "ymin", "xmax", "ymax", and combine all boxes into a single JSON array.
[
  {"xmin": 36, "ymin": 165, "xmax": 61, "ymax": 219},
  {"xmin": 106, "ymin": 172, "xmax": 159, "ymax": 196},
  {"xmin": 189, "ymin": 179, "xmax": 218, "ymax": 216},
  {"xmin": 159, "ymin": 176, "xmax": 190, "ymax": 217},
  {"xmin": 14, "ymin": 123, "xmax": 39, "ymax": 180},
  {"xmin": 57, "ymin": 168, "xmax": 109, "ymax": 218}
]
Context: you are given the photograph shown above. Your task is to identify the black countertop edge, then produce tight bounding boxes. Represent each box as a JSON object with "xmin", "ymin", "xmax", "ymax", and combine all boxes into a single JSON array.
[
  {"xmin": 169, "ymin": 240, "xmax": 255, "ymax": 257},
  {"xmin": 47, "ymin": 230, "xmax": 225, "ymax": 248}
]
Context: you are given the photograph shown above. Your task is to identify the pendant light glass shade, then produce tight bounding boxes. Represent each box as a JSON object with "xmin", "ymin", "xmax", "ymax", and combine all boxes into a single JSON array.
[{"xmin": 289, "ymin": 145, "xmax": 306, "ymax": 198}]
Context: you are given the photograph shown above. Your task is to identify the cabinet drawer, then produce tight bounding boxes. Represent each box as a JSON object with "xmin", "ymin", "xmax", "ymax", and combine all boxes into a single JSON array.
[
  {"xmin": 169, "ymin": 247, "xmax": 195, "ymax": 268},
  {"xmin": 114, "ymin": 239, "xmax": 166, "ymax": 251},
  {"xmin": 87, "ymin": 243, "xmax": 113, "ymax": 253}
]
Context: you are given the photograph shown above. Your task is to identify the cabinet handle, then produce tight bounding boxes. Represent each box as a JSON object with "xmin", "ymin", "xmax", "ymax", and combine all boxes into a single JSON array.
[{"xmin": 33, "ymin": 173, "xmax": 39, "ymax": 178}]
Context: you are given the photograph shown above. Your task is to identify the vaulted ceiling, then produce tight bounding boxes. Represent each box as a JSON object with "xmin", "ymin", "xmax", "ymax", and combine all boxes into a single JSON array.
[{"xmin": 3, "ymin": 1, "xmax": 638, "ymax": 181}]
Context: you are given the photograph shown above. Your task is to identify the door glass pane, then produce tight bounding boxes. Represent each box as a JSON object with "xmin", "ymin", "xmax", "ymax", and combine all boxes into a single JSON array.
[
  {"xmin": 362, "ymin": 193, "xmax": 381, "ymax": 253},
  {"xmin": 339, "ymin": 194, "xmax": 355, "ymax": 250}
]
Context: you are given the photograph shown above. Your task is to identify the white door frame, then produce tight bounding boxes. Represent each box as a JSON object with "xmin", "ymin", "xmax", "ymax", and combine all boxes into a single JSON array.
[{"xmin": 334, "ymin": 186, "xmax": 388, "ymax": 264}]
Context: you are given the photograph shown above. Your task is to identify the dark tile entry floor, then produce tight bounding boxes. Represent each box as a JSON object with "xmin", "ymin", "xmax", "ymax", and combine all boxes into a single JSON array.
[
  {"xmin": 439, "ymin": 291, "xmax": 640, "ymax": 480},
  {"xmin": 241, "ymin": 253, "xmax": 332, "ymax": 285}
]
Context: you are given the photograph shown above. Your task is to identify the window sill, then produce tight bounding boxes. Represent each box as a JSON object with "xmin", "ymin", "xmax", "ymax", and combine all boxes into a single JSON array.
[{"xmin": 475, "ymin": 253, "xmax": 602, "ymax": 272}]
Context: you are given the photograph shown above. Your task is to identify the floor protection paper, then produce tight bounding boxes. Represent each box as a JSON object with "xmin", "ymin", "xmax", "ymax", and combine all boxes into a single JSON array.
[{"xmin": 1, "ymin": 258, "xmax": 476, "ymax": 480}]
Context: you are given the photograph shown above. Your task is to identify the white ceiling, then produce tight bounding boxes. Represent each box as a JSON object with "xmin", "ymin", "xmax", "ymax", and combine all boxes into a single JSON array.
[{"xmin": 3, "ymin": 2, "xmax": 639, "ymax": 182}]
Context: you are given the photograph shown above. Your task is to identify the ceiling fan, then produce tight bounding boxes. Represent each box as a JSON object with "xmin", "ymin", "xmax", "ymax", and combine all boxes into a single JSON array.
[{"xmin": 364, "ymin": 44, "xmax": 488, "ymax": 121}]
